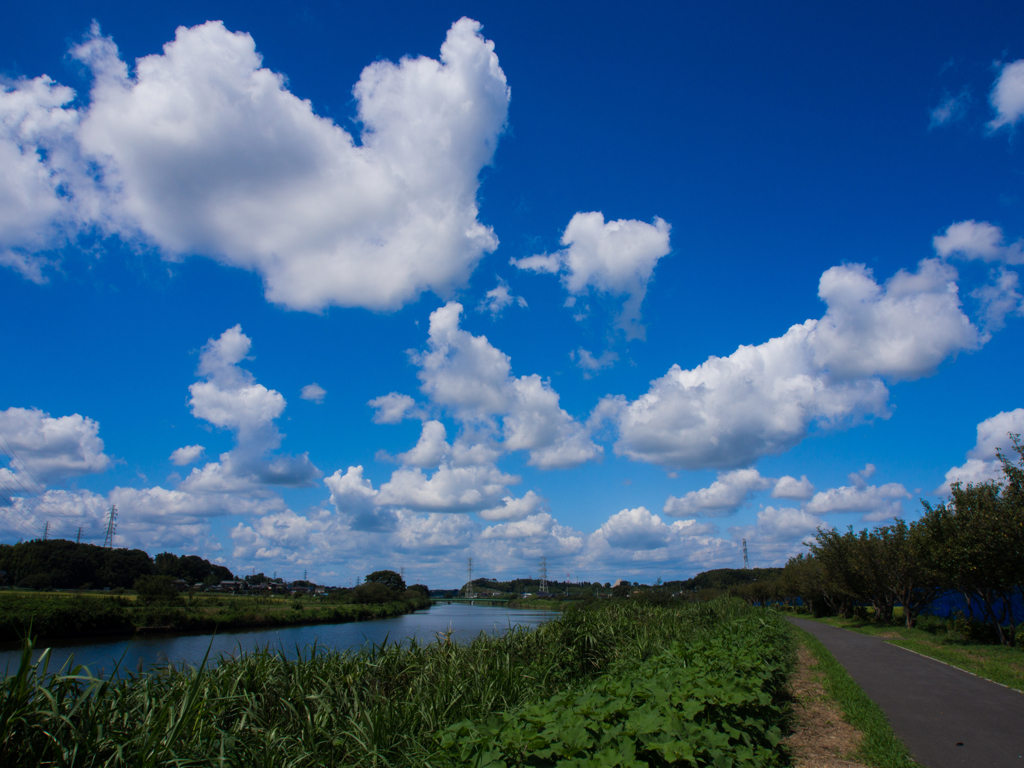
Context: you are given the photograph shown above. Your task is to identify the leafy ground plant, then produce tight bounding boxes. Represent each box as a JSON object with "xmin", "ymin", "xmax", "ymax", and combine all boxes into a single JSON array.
[
  {"xmin": 2, "ymin": 599, "xmax": 792, "ymax": 767},
  {"xmin": 441, "ymin": 612, "xmax": 793, "ymax": 767}
]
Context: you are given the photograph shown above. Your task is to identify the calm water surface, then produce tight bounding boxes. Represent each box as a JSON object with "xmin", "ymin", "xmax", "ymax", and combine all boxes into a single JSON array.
[{"xmin": 0, "ymin": 603, "xmax": 557, "ymax": 677}]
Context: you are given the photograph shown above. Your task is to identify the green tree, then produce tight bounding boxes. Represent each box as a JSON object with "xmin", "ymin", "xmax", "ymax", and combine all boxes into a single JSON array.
[
  {"xmin": 875, "ymin": 517, "xmax": 946, "ymax": 628},
  {"xmin": 923, "ymin": 436, "xmax": 1024, "ymax": 646},
  {"xmin": 352, "ymin": 581, "xmax": 398, "ymax": 604},
  {"xmin": 133, "ymin": 574, "xmax": 181, "ymax": 605},
  {"xmin": 365, "ymin": 569, "xmax": 406, "ymax": 592}
]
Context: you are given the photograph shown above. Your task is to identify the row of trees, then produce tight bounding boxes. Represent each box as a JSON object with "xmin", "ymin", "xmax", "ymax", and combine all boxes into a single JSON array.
[
  {"xmin": 0, "ymin": 539, "xmax": 234, "ymax": 590},
  {"xmin": 742, "ymin": 434, "xmax": 1024, "ymax": 646}
]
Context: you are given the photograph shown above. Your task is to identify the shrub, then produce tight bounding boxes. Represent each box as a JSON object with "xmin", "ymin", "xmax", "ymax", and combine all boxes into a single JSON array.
[
  {"xmin": 352, "ymin": 582, "xmax": 398, "ymax": 604},
  {"xmin": 133, "ymin": 575, "xmax": 181, "ymax": 605}
]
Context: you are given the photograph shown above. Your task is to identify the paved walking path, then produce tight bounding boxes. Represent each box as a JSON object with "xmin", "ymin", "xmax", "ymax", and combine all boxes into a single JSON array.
[{"xmin": 788, "ymin": 617, "xmax": 1024, "ymax": 767}]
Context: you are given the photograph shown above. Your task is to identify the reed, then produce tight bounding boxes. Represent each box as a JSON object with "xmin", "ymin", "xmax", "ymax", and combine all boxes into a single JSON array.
[{"xmin": 2, "ymin": 599, "xmax": 785, "ymax": 767}]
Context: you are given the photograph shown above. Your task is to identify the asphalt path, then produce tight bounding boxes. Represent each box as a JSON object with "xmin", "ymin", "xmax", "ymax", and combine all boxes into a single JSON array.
[{"xmin": 788, "ymin": 617, "xmax": 1024, "ymax": 767}]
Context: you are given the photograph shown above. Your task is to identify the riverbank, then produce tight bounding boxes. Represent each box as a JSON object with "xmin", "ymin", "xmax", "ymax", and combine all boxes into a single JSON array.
[
  {"xmin": 1, "ymin": 599, "xmax": 793, "ymax": 767},
  {"xmin": 505, "ymin": 597, "xmax": 567, "ymax": 610},
  {"xmin": 0, "ymin": 591, "xmax": 430, "ymax": 643}
]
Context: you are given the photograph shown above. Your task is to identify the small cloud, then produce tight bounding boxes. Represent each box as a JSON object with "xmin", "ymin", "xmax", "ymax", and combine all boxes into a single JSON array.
[
  {"xmin": 570, "ymin": 347, "xmax": 619, "ymax": 377},
  {"xmin": 929, "ymin": 88, "xmax": 970, "ymax": 129},
  {"xmin": 477, "ymin": 277, "xmax": 527, "ymax": 318},
  {"xmin": 300, "ymin": 383, "xmax": 327, "ymax": 403},
  {"xmin": 170, "ymin": 444, "xmax": 205, "ymax": 466}
]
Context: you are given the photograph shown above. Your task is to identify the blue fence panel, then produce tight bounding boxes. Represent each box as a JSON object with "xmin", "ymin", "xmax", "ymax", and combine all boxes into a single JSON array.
[{"xmin": 923, "ymin": 590, "xmax": 1024, "ymax": 622}]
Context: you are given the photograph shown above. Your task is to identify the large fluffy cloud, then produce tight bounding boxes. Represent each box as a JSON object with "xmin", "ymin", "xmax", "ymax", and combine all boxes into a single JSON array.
[
  {"xmin": 940, "ymin": 408, "xmax": 1024, "ymax": 492},
  {"xmin": 512, "ymin": 213, "xmax": 671, "ymax": 339},
  {"xmin": 1, "ymin": 19, "xmax": 509, "ymax": 310},
  {"xmin": 0, "ymin": 75, "xmax": 102, "ymax": 283},
  {"xmin": 0, "ymin": 407, "xmax": 111, "ymax": 485},
  {"xmin": 595, "ymin": 258, "xmax": 980, "ymax": 469}
]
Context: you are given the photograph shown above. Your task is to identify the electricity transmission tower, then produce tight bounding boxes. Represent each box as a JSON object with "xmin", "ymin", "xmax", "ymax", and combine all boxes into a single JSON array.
[
  {"xmin": 539, "ymin": 557, "xmax": 548, "ymax": 595},
  {"xmin": 103, "ymin": 505, "xmax": 117, "ymax": 548},
  {"xmin": 42, "ymin": 521, "xmax": 49, "ymax": 540},
  {"xmin": 465, "ymin": 557, "xmax": 473, "ymax": 598},
  {"xmin": 742, "ymin": 538, "xmax": 749, "ymax": 570}
]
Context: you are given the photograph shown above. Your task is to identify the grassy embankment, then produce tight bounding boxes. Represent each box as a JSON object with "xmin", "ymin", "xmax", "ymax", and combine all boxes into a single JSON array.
[
  {"xmin": 796, "ymin": 609, "xmax": 1024, "ymax": 692},
  {"xmin": 2, "ymin": 598, "xmax": 794, "ymax": 767},
  {"xmin": 0, "ymin": 590, "xmax": 429, "ymax": 643}
]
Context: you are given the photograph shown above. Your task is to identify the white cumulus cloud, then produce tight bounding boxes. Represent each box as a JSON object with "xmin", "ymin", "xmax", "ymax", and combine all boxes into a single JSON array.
[
  {"xmin": 478, "ymin": 490, "xmax": 544, "ymax": 521},
  {"xmin": 512, "ymin": 212, "xmax": 671, "ymax": 339},
  {"xmin": 595, "ymin": 258, "xmax": 980, "ymax": 470},
  {"xmin": 939, "ymin": 408, "xmax": 1024, "ymax": 493},
  {"xmin": 771, "ymin": 475, "xmax": 816, "ymax": 500},
  {"xmin": 169, "ymin": 444, "xmax": 205, "ymax": 466},
  {"xmin": 663, "ymin": 468, "xmax": 773, "ymax": 517},
  {"xmin": 368, "ymin": 393, "xmax": 422, "ymax": 424},
  {"xmin": 396, "ymin": 420, "xmax": 451, "ymax": 468},
  {"xmin": 1, "ymin": 19, "xmax": 509, "ymax": 310},
  {"xmin": 300, "ymin": 383, "xmax": 326, "ymax": 403},
  {"xmin": 933, "ymin": 220, "xmax": 1024, "ymax": 265},
  {"xmin": 988, "ymin": 58, "xmax": 1024, "ymax": 131},
  {"xmin": 804, "ymin": 473, "xmax": 910, "ymax": 522},
  {"xmin": 409, "ymin": 302, "xmax": 602, "ymax": 469},
  {"xmin": 477, "ymin": 277, "xmax": 527, "ymax": 317},
  {"xmin": 0, "ymin": 407, "xmax": 111, "ymax": 485},
  {"xmin": 181, "ymin": 325, "xmax": 321, "ymax": 490}
]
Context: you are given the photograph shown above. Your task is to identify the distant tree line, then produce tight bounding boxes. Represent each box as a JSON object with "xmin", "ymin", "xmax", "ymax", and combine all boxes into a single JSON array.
[
  {"xmin": 0, "ymin": 539, "xmax": 234, "ymax": 591},
  {"xmin": 327, "ymin": 570, "xmax": 430, "ymax": 606},
  {"xmin": 733, "ymin": 434, "xmax": 1024, "ymax": 647}
]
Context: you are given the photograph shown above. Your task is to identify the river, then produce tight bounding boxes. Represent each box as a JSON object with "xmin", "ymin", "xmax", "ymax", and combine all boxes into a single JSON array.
[{"xmin": 0, "ymin": 603, "xmax": 558, "ymax": 677}]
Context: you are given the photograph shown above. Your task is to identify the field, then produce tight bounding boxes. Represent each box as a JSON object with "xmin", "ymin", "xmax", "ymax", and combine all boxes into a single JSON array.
[
  {"xmin": 2, "ymin": 598, "xmax": 794, "ymax": 767},
  {"xmin": 0, "ymin": 590, "xmax": 429, "ymax": 643}
]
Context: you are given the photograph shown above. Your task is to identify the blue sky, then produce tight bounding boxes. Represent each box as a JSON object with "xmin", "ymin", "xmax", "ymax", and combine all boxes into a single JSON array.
[{"xmin": 2, "ymin": 1, "xmax": 1023, "ymax": 588}]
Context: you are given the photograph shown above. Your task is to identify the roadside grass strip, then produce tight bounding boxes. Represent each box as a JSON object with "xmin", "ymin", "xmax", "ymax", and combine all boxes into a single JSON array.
[
  {"xmin": 442, "ymin": 614, "xmax": 793, "ymax": 768},
  {"xmin": 792, "ymin": 626, "xmax": 915, "ymax": 768}
]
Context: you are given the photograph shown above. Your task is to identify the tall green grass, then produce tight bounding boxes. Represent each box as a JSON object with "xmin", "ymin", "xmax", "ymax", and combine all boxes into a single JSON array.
[{"xmin": 2, "ymin": 599, "xmax": 790, "ymax": 767}]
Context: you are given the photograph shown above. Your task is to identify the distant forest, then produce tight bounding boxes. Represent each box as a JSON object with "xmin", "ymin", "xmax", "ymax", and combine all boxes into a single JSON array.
[
  {"xmin": 0, "ymin": 539, "xmax": 234, "ymax": 590},
  {"xmin": 455, "ymin": 567, "xmax": 783, "ymax": 596}
]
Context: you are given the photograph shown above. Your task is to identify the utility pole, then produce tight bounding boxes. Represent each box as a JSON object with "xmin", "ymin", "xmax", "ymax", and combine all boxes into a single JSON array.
[
  {"xmin": 539, "ymin": 557, "xmax": 548, "ymax": 596},
  {"xmin": 76, "ymin": 527, "xmax": 81, "ymax": 544},
  {"xmin": 466, "ymin": 557, "xmax": 473, "ymax": 598},
  {"xmin": 742, "ymin": 538, "xmax": 749, "ymax": 570},
  {"xmin": 103, "ymin": 505, "xmax": 117, "ymax": 548},
  {"xmin": 42, "ymin": 521, "xmax": 49, "ymax": 541}
]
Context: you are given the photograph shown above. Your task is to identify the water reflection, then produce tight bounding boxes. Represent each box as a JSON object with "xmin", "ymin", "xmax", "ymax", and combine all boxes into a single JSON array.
[{"xmin": 0, "ymin": 603, "xmax": 557, "ymax": 677}]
